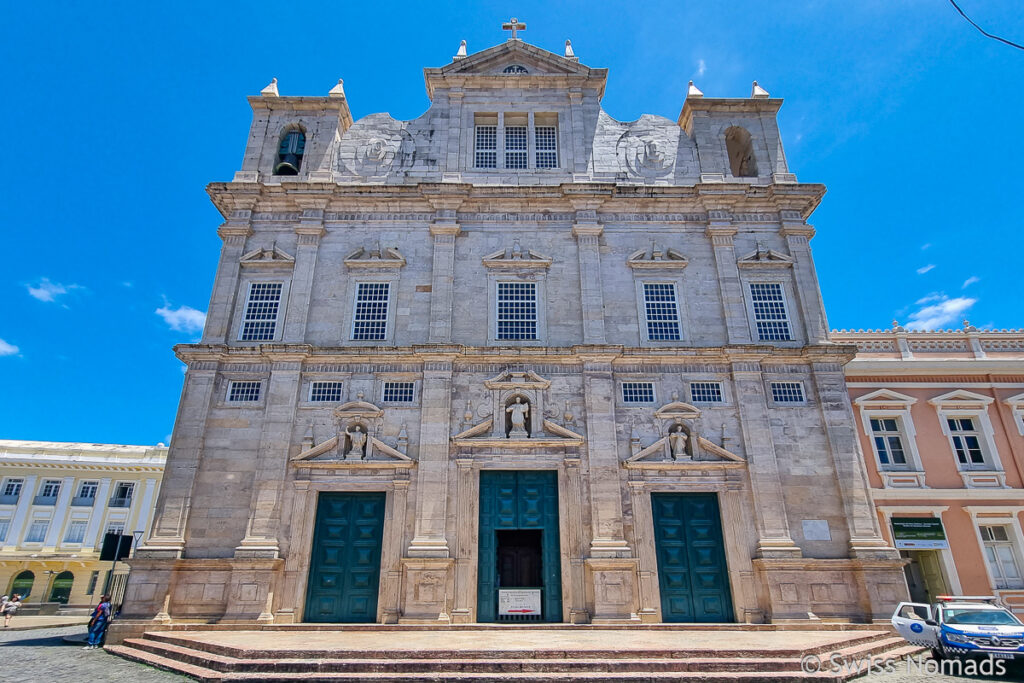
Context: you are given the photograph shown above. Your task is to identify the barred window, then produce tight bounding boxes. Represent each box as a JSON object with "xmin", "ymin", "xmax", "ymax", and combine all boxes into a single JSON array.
[
  {"xmin": 750, "ymin": 283, "xmax": 792, "ymax": 341},
  {"xmin": 25, "ymin": 520, "xmax": 49, "ymax": 543},
  {"xmin": 352, "ymin": 282, "xmax": 390, "ymax": 341},
  {"xmin": 496, "ymin": 282, "xmax": 537, "ymax": 340},
  {"xmin": 240, "ymin": 282, "xmax": 283, "ymax": 341},
  {"xmin": 227, "ymin": 380, "xmax": 262, "ymax": 402},
  {"xmin": 643, "ymin": 283, "xmax": 681, "ymax": 341},
  {"xmin": 690, "ymin": 382, "xmax": 724, "ymax": 403},
  {"xmin": 310, "ymin": 381, "xmax": 344, "ymax": 402},
  {"xmin": 535, "ymin": 126, "xmax": 558, "ymax": 168},
  {"xmin": 622, "ymin": 382, "xmax": 656, "ymax": 404},
  {"xmin": 505, "ymin": 126, "xmax": 528, "ymax": 169},
  {"xmin": 383, "ymin": 381, "xmax": 415, "ymax": 403},
  {"xmin": 64, "ymin": 520, "xmax": 88, "ymax": 544},
  {"xmin": 475, "ymin": 125, "xmax": 497, "ymax": 168},
  {"xmin": 770, "ymin": 381, "xmax": 804, "ymax": 403}
]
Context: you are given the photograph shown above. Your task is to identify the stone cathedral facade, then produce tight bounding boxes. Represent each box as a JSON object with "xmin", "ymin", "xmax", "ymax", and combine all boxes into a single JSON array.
[{"xmin": 122, "ymin": 35, "xmax": 907, "ymax": 628}]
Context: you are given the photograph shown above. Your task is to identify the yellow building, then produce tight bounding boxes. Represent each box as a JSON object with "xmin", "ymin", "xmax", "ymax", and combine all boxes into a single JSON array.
[{"xmin": 0, "ymin": 440, "xmax": 166, "ymax": 609}]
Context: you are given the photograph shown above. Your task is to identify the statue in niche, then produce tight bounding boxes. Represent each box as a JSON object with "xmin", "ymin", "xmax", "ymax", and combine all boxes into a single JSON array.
[
  {"xmin": 344, "ymin": 424, "xmax": 368, "ymax": 460},
  {"xmin": 505, "ymin": 396, "xmax": 530, "ymax": 438},
  {"xmin": 669, "ymin": 425, "xmax": 689, "ymax": 460}
]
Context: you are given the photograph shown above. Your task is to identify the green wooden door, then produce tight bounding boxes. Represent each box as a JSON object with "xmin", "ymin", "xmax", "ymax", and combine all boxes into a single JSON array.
[
  {"xmin": 651, "ymin": 492, "xmax": 734, "ymax": 623},
  {"xmin": 478, "ymin": 470, "xmax": 562, "ymax": 622},
  {"xmin": 304, "ymin": 492, "xmax": 386, "ymax": 623}
]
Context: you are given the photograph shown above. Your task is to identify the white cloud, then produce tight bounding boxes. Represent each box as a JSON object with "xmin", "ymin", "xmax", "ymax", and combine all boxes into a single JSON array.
[
  {"xmin": 915, "ymin": 264, "xmax": 935, "ymax": 275},
  {"xmin": 962, "ymin": 276, "xmax": 980, "ymax": 289},
  {"xmin": 27, "ymin": 277, "xmax": 81, "ymax": 303},
  {"xmin": 696, "ymin": 58, "xmax": 706, "ymax": 77},
  {"xmin": 905, "ymin": 294, "xmax": 977, "ymax": 331},
  {"xmin": 0, "ymin": 338, "xmax": 19, "ymax": 356},
  {"xmin": 156, "ymin": 303, "xmax": 207, "ymax": 333}
]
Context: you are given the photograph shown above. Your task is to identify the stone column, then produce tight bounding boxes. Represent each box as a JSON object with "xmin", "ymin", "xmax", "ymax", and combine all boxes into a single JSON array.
[
  {"xmin": 628, "ymin": 480, "xmax": 660, "ymax": 622},
  {"xmin": 42, "ymin": 477, "xmax": 75, "ymax": 549},
  {"xmin": 3, "ymin": 475, "xmax": 36, "ymax": 550},
  {"xmin": 142, "ymin": 362, "xmax": 219, "ymax": 557},
  {"xmin": 571, "ymin": 202, "xmax": 607, "ymax": 345},
  {"xmin": 407, "ymin": 354, "xmax": 456, "ymax": 556},
  {"xmin": 426, "ymin": 198, "xmax": 463, "ymax": 343},
  {"xmin": 780, "ymin": 215, "xmax": 828, "ymax": 344},
  {"xmin": 236, "ymin": 351, "xmax": 307, "ymax": 556},
  {"xmin": 730, "ymin": 359, "xmax": 801, "ymax": 557},
  {"xmin": 203, "ymin": 204, "xmax": 254, "ymax": 344},
  {"xmin": 706, "ymin": 214, "xmax": 751, "ymax": 344},
  {"xmin": 811, "ymin": 361, "xmax": 897, "ymax": 558},
  {"xmin": 282, "ymin": 203, "xmax": 326, "ymax": 342}
]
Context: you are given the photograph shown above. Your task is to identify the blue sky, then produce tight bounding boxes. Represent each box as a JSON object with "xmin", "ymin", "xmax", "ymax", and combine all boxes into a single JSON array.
[{"xmin": 1, "ymin": 1, "xmax": 1021, "ymax": 445}]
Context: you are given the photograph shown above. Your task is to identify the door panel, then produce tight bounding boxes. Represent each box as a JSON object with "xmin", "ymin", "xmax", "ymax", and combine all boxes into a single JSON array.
[
  {"xmin": 305, "ymin": 492, "xmax": 385, "ymax": 623},
  {"xmin": 652, "ymin": 492, "xmax": 734, "ymax": 623}
]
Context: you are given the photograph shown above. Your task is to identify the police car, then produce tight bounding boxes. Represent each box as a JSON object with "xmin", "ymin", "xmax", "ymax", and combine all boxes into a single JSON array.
[{"xmin": 892, "ymin": 595, "xmax": 1024, "ymax": 660}]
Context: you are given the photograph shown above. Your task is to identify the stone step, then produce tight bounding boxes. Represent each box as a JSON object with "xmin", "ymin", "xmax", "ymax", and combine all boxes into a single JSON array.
[{"xmin": 105, "ymin": 644, "xmax": 228, "ymax": 682}]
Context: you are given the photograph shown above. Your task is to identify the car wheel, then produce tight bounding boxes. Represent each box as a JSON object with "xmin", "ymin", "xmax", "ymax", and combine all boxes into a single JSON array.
[{"xmin": 931, "ymin": 646, "xmax": 946, "ymax": 661}]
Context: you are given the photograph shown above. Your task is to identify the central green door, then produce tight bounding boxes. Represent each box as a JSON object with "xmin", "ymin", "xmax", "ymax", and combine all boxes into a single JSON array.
[
  {"xmin": 478, "ymin": 470, "xmax": 562, "ymax": 622},
  {"xmin": 305, "ymin": 491, "xmax": 386, "ymax": 623},
  {"xmin": 651, "ymin": 492, "xmax": 734, "ymax": 622}
]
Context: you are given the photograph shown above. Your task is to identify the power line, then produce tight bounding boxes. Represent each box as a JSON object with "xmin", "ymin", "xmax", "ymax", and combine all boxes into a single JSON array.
[{"xmin": 948, "ymin": 0, "xmax": 1024, "ymax": 51}]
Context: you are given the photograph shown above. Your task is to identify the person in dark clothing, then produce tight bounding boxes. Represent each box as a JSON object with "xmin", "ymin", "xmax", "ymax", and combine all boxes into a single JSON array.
[{"xmin": 84, "ymin": 594, "xmax": 112, "ymax": 650}]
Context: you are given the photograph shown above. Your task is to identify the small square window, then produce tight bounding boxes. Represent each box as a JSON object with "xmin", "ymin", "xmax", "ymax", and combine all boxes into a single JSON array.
[
  {"xmin": 383, "ymin": 381, "xmax": 415, "ymax": 403},
  {"xmin": 310, "ymin": 381, "xmax": 344, "ymax": 402},
  {"xmin": 228, "ymin": 380, "xmax": 262, "ymax": 402},
  {"xmin": 40, "ymin": 480, "xmax": 61, "ymax": 498},
  {"xmin": 622, "ymin": 382, "xmax": 656, "ymax": 404},
  {"xmin": 690, "ymin": 382, "xmax": 724, "ymax": 403},
  {"xmin": 770, "ymin": 381, "xmax": 804, "ymax": 403},
  {"xmin": 78, "ymin": 481, "xmax": 99, "ymax": 499},
  {"xmin": 2, "ymin": 478, "xmax": 23, "ymax": 497}
]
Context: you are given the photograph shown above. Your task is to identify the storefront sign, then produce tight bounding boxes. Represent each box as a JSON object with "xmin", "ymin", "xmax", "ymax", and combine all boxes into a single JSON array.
[
  {"xmin": 891, "ymin": 517, "xmax": 948, "ymax": 549},
  {"xmin": 498, "ymin": 589, "xmax": 541, "ymax": 616}
]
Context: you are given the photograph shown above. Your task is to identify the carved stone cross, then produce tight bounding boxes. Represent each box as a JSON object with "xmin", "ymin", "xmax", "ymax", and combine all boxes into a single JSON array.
[{"xmin": 502, "ymin": 17, "xmax": 526, "ymax": 40}]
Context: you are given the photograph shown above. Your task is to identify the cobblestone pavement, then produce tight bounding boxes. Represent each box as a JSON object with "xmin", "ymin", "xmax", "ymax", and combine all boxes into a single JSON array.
[{"xmin": 0, "ymin": 626, "xmax": 188, "ymax": 683}]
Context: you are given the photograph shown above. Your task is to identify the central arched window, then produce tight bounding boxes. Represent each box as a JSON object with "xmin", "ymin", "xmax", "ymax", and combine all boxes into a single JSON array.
[
  {"xmin": 274, "ymin": 129, "xmax": 306, "ymax": 175},
  {"xmin": 49, "ymin": 571, "xmax": 74, "ymax": 604},
  {"xmin": 503, "ymin": 64, "xmax": 528, "ymax": 74}
]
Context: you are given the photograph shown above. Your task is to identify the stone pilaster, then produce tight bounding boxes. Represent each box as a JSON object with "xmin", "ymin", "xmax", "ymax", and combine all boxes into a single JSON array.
[
  {"xmin": 381, "ymin": 477, "xmax": 411, "ymax": 624},
  {"xmin": 282, "ymin": 203, "xmax": 326, "ymax": 342},
  {"xmin": 235, "ymin": 351, "xmax": 307, "ymax": 557},
  {"xmin": 564, "ymin": 456, "xmax": 589, "ymax": 624},
  {"xmin": 731, "ymin": 359, "xmax": 801, "ymax": 557},
  {"xmin": 571, "ymin": 202, "xmax": 607, "ymax": 345},
  {"xmin": 41, "ymin": 476, "xmax": 75, "ymax": 549},
  {"xmin": 450, "ymin": 458, "xmax": 476, "ymax": 623},
  {"xmin": 444, "ymin": 91, "xmax": 464, "ymax": 171},
  {"xmin": 706, "ymin": 216, "xmax": 751, "ymax": 344},
  {"xmin": 811, "ymin": 362, "xmax": 898, "ymax": 558},
  {"xmin": 203, "ymin": 203, "xmax": 254, "ymax": 344},
  {"xmin": 569, "ymin": 89, "xmax": 586, "ymax": 173},
  {"xmin": 426, "ymin": 198, "xmax": 463, "ymax": 343},
  {"xmin": 82, "ymin": 478, "xmax": 112, "ymax": 550},
  {"xmin": 781, "ymin": 214, "xmax": 828, "ymax": 344},
  {"xmin": 407, "ymin": 354, "xmax": 456, "ymax": 556},
  {"xmin": 628, "ymin": 480, "xmax": 660, "ymax": 622}
]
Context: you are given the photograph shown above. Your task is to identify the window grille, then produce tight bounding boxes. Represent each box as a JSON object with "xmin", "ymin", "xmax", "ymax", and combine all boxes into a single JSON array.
[
  {"xmin": 25, "ymin": 520, "xmax": 49, "ymax": 543},
  {"xmin": 310, "ymin": 381, "xmax": 344, "ymax": 402},
  {"xmin": 503, "ymin": 64, "xmax": 529, "ymax": 74},
  {"xmin": 475, "ymin": 125, "xmax": 497, "ymax": 168},
  {"xmin": 870, "ymin": 418, "xmax": 907, "ymax": 466},
  {"xmin": 643, "ymin": 283, "xmax": 681, "ymax": 341},
  {"xmin": 64, "ymin": 521, "xmax": 88, "ymax": 544},
  {"xmin": 240, "ymin": 282, "xmax": 283, "ymax": 341},
  {"xmin": 496, "ymin": 282, "xmax": 537, "ymax": 340},
  {"xmin": 352, "ymin": 282, "xmax": 390, "ymax": 341},
  {"xmin": 948, "ymin": 418, "xmax": 985, "ymax": 466},
  {"xmin": 535, "ymin": 126, "xmax": 558, "ymax": 168},
  {"xmin": 770, "ymin": 381, "xmax": 804, "ymax": 403},
  {"xmin": 750, "ymin": 283, "xmax": 792, "ymax": 341},
  {"xmin": 383, "ymin": 381, "xmax": 415, "ymax": 403},
  {"xmin": 690, "ymin": 382, "xmax": 724, "ymax": 403},
  {"xmin": 2, "ymin": 478, "xmax": 23, "ymax": 497},
  {"xmin": 980, "ymin": 525, "xmax": 1024, "ymax": 589},
  {"xmin": 505, "ymin": 125, "xmax": 528, "ymax": 169},
  {"xmin": 228, "ymin": 380, "xmax": 262, "ymax": 402},
  {"xmin": 622, "ymin": 382, "xmax": 656, "ymax": 404}
]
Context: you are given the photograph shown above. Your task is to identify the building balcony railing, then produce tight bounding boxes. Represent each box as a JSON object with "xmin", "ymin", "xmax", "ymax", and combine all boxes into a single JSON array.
[
  {"xmin": 0, "ymin": 494, "xmax": 20, "ymax": 505},
  {"xmin": 108, "ymin": 497, "xmax": 133, "ymax": 508},
  {"xmin": 33, "ymin": 495, "xmax": 58, "ymax": 506},
  {"xmin": 70, "ymin": 496, "xmax": 96, "ymax": 507}
]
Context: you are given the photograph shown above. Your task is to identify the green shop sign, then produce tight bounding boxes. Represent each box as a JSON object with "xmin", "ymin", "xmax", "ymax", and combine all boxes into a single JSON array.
[{"xmin": 891, "ymin": 517, "xmax": 948, "ymax": 549}]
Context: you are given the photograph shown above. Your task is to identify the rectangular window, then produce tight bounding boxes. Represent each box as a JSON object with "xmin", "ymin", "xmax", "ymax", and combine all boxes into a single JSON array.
[
  {"xmin": 643, "ymin": 283, "xmax": 681, "ymax": 341},
  {"xmin": 105, "ymin": 522, "xmax": 125, "ymax": 537},
  {"xmin": 750, "ymin": 283, "xmax": 793, "ymax": 341},
  {"xmin": 690, "ymin": 382, "xmax": 724, "ymax": 404},
  {"xmin": 870, "ymin": 418, "xmax": 908, "ymax": 467},
  {"xmin": 535, "ymin": 125, "xmax": 558, "ymax": 168},
  {"xmin": 2, "ymin": 478, "xmax": 23, "ymax": 497},
  {"xmin": 64, "ymin": 520, "xmax": 88, "ymax": 544},
  {"xmin": 504, "ymin": 125, "xmax": 528, "ymax": 169},
  {"xmin": 227, "ymin": 380, "xmax": 262, "ymax": 402},
  {"xmin": 240, "ymin": 282, "xmax": 283, "ymax": 341},
  {"xmin": 770, "ymin": 381, "xmax": 805, "ymax": 403},
  {"xmin": 40, "ymin": 480, "xmax": 61, "ymax": 498},
  {"xmin": 383, "ymin": 381, "xmax": 415, "ymax": 403},
  {"xmin": 980, "ymin": 525, "xmax": 1024, "ymax": 589},
  {"xmin": 475, "ymin": 125, "xmax": 497, "ymax": 168},
  {"xmin": 78, "ymin": 481, "xmax": 98, "ymax": 499},
  {"xmin": 112, "ymin": 482, "xmax": 134, "ymax": 504},
  {"xmin": 352, "ymin": 282, "xmax": 390, "ymax": 341},
  {"xmin": 0, "ymin": 519, "xmax": 10, "ymax": 543},
  {"xmin": 25, "ymin": 520, "xmax": 48, "ymax": 543},
  {"xmin": 948, "ymin": 418, "xmax": 985, "ymax": 466},
  {"xmin": 622, "ymin": 382, "xmax": 656, "ymax": 404},
  {"xmin": 496, "ymin": 282, "xmax": 537, "ymax": 340},
  {"xmin": 309, "ymin": 381, "xmax": 344, "ymax": 402}
]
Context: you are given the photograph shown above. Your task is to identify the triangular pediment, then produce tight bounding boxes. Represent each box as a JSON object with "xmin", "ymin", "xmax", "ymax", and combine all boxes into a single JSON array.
[
  {"xmin": 928, "ymin": 389, "xmax": 994, "ymax": 406},
  {"xmin": 1004, "ymin": 392, "xmax": 1024, "ymax": 406},
  {"xmin": 344, "ymin": 246, "xmax": 406, "ymax": 270},
  {"xmin": 737, "ymin": 244, "xmax": 794, "ymax": 268},
  {"xmin": 854, "ymin": 389, "xmax": 917, "ymax": 406},
  {"xmin": 483, "ymin": 369, "xmax": 551, "ymax": 390},
  {"xmin": 452, "ymin": 416, "xmax": 583, "ymax": 447},
  {"xmin": 437, "ymin": 41, "xmax": 589, "ymax": 77},
  {"xmin": 624, "ymin": 435, "xmax": 744, "ymax": 467},
  {"xmin": 628, "ymin": 245, "xmax": 688, "ymax": 270},
  {"xmin": 240, "ymin": 244, "xmax": 295, "ymax": 268},
  {"xmin": 482, "ymin": 242, "xmax": 552, "ymax": 270}
]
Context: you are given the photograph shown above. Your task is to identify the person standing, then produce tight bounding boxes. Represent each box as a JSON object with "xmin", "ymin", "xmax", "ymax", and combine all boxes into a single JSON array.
[
  {"xmin": 84, "ymin": 594, "xmax": 111, "ymax": 649},
  {"xmin": 2, "ymin": 594, "xmax": 22, "ymax": 627}
]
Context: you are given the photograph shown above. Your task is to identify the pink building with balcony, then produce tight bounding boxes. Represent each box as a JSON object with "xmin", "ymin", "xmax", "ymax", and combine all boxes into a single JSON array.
[{"xmin": 836, "ymin": 324, "xmax": 1024, "ymax": 616}]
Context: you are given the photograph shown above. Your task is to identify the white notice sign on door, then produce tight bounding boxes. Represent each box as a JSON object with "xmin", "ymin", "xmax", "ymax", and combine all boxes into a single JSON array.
[{"xmin": 498, "ymin": 589, "xmax": 541, "ymax": 616}]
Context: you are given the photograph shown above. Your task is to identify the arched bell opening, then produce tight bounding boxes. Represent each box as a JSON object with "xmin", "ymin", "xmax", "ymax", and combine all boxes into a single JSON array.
[
  {"xmin": 724, "ymin": 126, "xmax": 758, "ymax": 177},
  {"xmin": 274, "ymin": 127, "xmax": 306, "ymax": 175}
]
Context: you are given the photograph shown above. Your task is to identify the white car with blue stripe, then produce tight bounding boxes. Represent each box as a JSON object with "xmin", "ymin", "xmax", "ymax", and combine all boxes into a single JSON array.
[{"xmin": 892, "ymin": 596, "xmax": 1024, "ymax": 660}]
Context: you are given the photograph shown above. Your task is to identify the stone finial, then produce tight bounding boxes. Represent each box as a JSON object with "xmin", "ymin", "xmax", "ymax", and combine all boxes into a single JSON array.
[
  {"xmin": 260, "ymin": 78, "xmax": 279, "ymax": 97},
  {"xmin": 454, "ymin": 40, "xmax": 467, "ymax": 60},
  {"xmin": 564, "ymin": 39, "xmax": 577, "ymax": 60},
  {"xmin": 751, "ymin": 80, "xmax": 770, "ymax": 98},
  {"xmin": 963, "ymin": 319, "xmax": 977, "ymax": 332},
  {"xmin": 328, "ymin": 78, "xmax": 346, "ymax": 98},
  {"xmin": 686, "ymin": 80, "xmax": 704, "ymax": 98}
]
